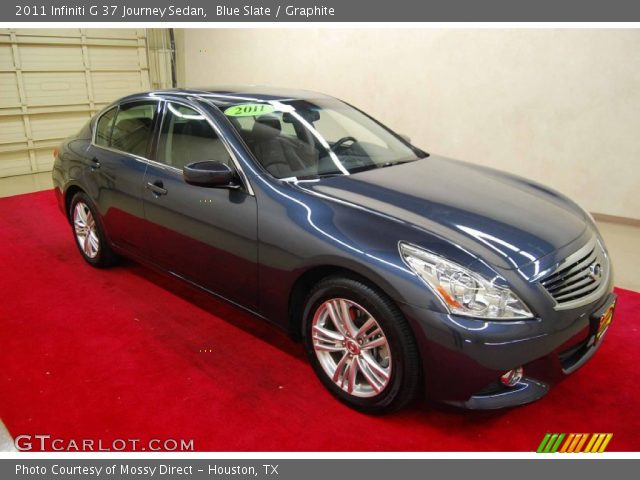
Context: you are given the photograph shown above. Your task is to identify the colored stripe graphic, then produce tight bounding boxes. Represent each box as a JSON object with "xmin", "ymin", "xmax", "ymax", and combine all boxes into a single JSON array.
[
  {"xmin": 558, "ymin": 433, "xmax": 575, "ymax": 453},
  {"xmin": 598, "ymin": 434, "xmax": 614, "ymax": 453},
  {"xmin": 537, "ymin": 433, "xmax": 613, "ymax": 453},
  {"xmin": 591, "ymin": 434, "xmax": 606, "ymax": 452},
  {"xmin": 544, "ymin": 433, "xmax": 559, "ymax": 453},
  {"xmin": 574, "ymin": 434, "xmax": 589, "ymax": 453},
  {"xmin": 584, "ymin": 434, "xmax": 598, "ymax": 452},
  {"xmin": 567, "ymin": 433, "xmax": 581, "ymax": 452},
  {"xmin": 536, "ymin": 433, "xmax": 551, "ymax": 453},
  {"xmin": 550, "ymin": 433, "xmax": 565, "ymax": 452}
]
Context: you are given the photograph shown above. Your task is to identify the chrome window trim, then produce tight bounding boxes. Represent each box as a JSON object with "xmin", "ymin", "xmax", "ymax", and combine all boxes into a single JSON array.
[
  {"xmin": 91, "ymin": 97, "xmax": 162, "ymax": 149},
  {"xmin": 160, "ymin": 96, "xmax": 255, "ymax": 196},
  {"xmin": 89, "ymin": 96, "xmax": 255, "ymax": 196},
  {"xmin": 90, "ymin": 98, "xmax": 174, "ymax": 172},
  {"xmin": 92, "ymin": 105, "xmax": 118, "ymax": 148},
  {"xmin": 92, "ymin": 143, "xmax": 182, "ymax": 174},
  {"xmin": 539, "ymin": 234, "xmax": 612, "ymax": 311},
  {"xmin": 199, "ymin": 97, "xmax": 279, "ymax": 184}
]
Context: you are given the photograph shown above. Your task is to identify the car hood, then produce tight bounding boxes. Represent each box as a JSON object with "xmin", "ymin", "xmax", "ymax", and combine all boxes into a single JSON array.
[{"xmin": 299, "ymin": 155, "xmax": 587, "ymax": 270}]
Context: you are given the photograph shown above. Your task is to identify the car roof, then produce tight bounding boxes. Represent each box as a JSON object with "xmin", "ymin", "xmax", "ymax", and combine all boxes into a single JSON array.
[{"xmin": 118, "ymin": 86, "xmax": 333, "ymax": 107}]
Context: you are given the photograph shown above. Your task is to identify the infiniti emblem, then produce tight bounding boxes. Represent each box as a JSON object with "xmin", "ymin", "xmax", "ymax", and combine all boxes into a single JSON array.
[{"xmin": 589, "ymin": 263, "xmax": 603, "ymax": 280}]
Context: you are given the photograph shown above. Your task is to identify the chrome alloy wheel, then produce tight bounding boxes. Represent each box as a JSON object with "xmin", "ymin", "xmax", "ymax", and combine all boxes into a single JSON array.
[
  {"xmin": 73, "ymin": 202, "xmax": 99, "ymax": 259},
  {"xmin": 311, "ymin": 298, "xmax": 392, "ymax": 398}
]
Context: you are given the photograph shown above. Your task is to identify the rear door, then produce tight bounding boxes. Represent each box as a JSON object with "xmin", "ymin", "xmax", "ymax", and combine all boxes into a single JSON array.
[
  {"xmin": 88, "ymin": 99, "xmax": 160, "ymax": 255},
  {"xmin": 142, "ymin": 100, "xmax": 258, "ymax": 309}
]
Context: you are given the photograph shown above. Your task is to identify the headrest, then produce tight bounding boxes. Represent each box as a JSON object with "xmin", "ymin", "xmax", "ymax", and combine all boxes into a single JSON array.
[
  {"xmin": 283, "ymin": 110, "xmax": 320, "ymax": 124},
  {"xmin": 115, "ymin": 118, "xmax": 147, "ymax": 133},
  {"xmin": 183, "ymin": 119, "xmax": 211, "ymax": 138},
  {"xmin": 251, "ymin": 115, "xmax": 281, "ymax": 141}
]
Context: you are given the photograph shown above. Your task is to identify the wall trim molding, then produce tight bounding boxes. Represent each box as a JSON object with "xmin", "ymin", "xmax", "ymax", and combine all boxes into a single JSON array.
[{"xmin": 592, "ymin": 212, "xmax": 640, "ymax": 228}]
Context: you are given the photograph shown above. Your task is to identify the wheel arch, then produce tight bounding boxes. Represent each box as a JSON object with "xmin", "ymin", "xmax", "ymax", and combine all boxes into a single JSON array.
[
  {"xmin": 63, "ymin": 184, "xmax": 85, "ymax": 222},
  {"xmin": 287, "ymin": 263, "xmax": 406, "ymax": 340}
]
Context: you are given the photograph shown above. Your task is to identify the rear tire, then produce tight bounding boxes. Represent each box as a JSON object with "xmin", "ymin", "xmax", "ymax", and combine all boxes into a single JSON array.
[
  {"xmin": 69, "ymin": 192, "xmax": 118, "ymax": 268},
  {"xmin": 302, "ymin": 275, "xmax": 421, "ymax": 413}
]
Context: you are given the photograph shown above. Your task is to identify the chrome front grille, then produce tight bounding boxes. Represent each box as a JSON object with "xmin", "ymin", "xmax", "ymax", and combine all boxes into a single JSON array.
[{"xmin": 539, "ymin": 236, "xmax": 610, "ymax": 309}]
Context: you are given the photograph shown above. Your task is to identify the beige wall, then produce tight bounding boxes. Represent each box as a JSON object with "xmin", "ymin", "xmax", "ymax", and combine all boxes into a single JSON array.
[{"xmin": 178, "ymin": 29, "xmax": 640, "ymax": 220}]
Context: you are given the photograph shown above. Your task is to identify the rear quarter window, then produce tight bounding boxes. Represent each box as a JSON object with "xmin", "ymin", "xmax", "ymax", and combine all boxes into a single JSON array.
[{"xmin": 94, "ymin": 107, "xmax": 116, "ymax": 146}]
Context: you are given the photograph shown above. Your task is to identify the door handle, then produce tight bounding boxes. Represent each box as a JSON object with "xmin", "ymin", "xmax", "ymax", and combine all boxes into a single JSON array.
[
  {"xmin": 146, "ymin": 181, "xmax": 168, "ymax": 196},
  {"xmin": 90, "ymin": 157, "xmax": 101, "ymax": 170}
]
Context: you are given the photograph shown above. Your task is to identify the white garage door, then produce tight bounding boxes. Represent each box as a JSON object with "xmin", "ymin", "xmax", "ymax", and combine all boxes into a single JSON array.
[{"xmin": 0, "ymin": 28, "xmax": 172, "ymax": 178}]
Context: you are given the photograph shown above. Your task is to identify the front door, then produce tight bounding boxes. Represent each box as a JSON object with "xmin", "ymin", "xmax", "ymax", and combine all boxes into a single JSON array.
[{"xmin": 142, "ymin": 101, "xmax": 258, "ymax": 309}]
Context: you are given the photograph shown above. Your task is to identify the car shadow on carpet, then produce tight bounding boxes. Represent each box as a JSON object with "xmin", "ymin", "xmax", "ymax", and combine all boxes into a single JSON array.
[{"xmin": 120, "ymin": 258, "xmax": 512, "ymax": 423}]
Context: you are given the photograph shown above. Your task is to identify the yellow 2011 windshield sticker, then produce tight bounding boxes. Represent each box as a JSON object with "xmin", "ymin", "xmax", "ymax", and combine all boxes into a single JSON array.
[{"xmin": 224, "ymin": 103, "xmax": 276, "ymax": 117}]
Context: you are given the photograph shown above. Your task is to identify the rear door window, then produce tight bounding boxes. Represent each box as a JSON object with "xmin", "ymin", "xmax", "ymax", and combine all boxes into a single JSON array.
[{"xmin": 110, "ymin": 102, "xmax": 158, "ymax": 157}]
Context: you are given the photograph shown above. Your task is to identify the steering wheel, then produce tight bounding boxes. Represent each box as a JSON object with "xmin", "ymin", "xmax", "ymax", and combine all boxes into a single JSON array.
[{"xmin": 331, "ymin": 136, "xmax": 358, "ymax": 152}]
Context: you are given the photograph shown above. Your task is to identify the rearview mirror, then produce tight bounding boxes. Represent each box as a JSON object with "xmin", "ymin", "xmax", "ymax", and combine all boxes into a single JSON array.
[
  {"xmin": 183, "ymin": 161, "xmax": 237, "ymax": 188},
  {"xmin": 399, "ymin": 133, "xmax": 412, "ymax": 144},
  {"xmin": 282, "ymin": 110, "xmax": 320, "ymax": 124}
]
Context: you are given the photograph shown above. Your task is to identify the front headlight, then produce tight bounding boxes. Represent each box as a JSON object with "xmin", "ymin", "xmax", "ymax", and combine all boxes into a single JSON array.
[{"xmin": 399, "ymin": 243, "xmax": 533, "ymax": 320}]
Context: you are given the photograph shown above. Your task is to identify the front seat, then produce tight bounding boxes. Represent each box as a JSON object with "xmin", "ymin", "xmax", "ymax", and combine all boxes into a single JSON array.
[
  {"xmin": 249, "ymin": 116, "xmax": 308, "ymax": 177},
  {"xmin": 167, "ymin": 119, "xmax": 231, "ymax": 169}
]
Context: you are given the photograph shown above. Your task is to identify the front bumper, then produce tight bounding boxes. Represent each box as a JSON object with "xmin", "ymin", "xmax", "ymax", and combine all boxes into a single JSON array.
[{"xmin": 399, "ymin": 291, "xmax": 617, "ymax": 409}]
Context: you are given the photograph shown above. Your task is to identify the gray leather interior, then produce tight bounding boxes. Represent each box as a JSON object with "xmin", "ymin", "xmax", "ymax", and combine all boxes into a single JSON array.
[
  {"xmin": 111, "ymin": 118, "xmax": 152, "ymax": 157},
  {"xmin": 161, "ymin": 119, "xmax": 231, "ymax": 169},
  {"xmin": 247, "ymin": 115, "xmax": 318, "ymax": 177}
]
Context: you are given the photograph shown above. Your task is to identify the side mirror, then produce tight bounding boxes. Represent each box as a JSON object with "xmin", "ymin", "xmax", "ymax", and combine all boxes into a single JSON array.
[
  {"xmin": 183, "ymin": 161, "xmax": 237, "ymax": 188},
  {"xmin": 399, "ymin": 133, "xmax": 412, "ymax": 144}
]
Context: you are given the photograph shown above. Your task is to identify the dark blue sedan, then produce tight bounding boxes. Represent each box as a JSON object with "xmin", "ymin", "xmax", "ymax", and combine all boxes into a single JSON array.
[{"xmin": 52, "ymin": 86, "xmax": 616, "ymax": 412}]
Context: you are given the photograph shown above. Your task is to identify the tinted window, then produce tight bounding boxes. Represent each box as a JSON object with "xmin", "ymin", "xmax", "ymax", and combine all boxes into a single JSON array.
[
  {"xmin": 110, "ymin": 102, "xmax": 157, "ymax": 157},
  {"xmin": 223, "ymin": 98, "xmax": 426, "ymax": 179},
  {"xmin": 95, "ymin": 107, "xmax": 116, "ymax": 146},
  {"xmin": 157, "ymin": 102, "xmax": 231, "ymax": 170},
  {"xmin": 232, "ymin": 114, "xmax": 296, "ymax": 137}
]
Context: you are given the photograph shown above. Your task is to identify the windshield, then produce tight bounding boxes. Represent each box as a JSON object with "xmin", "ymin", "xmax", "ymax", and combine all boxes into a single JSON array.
[{"xmin": 219, "ymin": 97, "xmax": 427, "ymax": 179}]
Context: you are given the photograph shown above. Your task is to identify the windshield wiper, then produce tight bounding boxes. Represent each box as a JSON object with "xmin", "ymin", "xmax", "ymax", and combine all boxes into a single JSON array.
[
  {"xmin": 291, "ymin": 158, "xmax": 419, "ymax": 180},
  {"xmin": 379, "ymin": 159, "xmax": 418, "ymax": 168},
  {"xmin": 294, "ymin": 172, "xmax": 344, "ymax": 180}
]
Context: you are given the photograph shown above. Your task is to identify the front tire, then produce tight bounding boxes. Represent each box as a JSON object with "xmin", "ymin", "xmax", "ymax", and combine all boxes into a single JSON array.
[
  {"xmin": 302, "ymin": 276, "xmax": 421, "ymax": 413},
  {"xmin": 69, "ymin": 192, "xmax": 118, "ymax": 268}
]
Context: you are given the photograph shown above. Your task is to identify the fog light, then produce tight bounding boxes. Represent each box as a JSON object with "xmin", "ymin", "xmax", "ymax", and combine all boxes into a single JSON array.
[{"xmin": 500, "ymin": 367, "xmax": 524, "ymax": 387}]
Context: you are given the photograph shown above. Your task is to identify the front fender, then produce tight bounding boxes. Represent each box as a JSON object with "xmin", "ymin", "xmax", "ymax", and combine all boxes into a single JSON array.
[{"xmin": 255, "ymin": 181, "xmax": 460, "ymax": 327}]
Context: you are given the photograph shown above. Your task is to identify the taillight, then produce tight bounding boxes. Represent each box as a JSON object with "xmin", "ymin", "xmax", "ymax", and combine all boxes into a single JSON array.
[{"xmin": 53, "ymin": 147, "xmax": 59, "ymax": 159}]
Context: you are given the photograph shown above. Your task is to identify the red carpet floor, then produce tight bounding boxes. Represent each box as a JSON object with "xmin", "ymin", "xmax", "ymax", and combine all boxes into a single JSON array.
[{"xmin": 1, "ymin": 190, "xmax": 639, "ymax": 451}]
